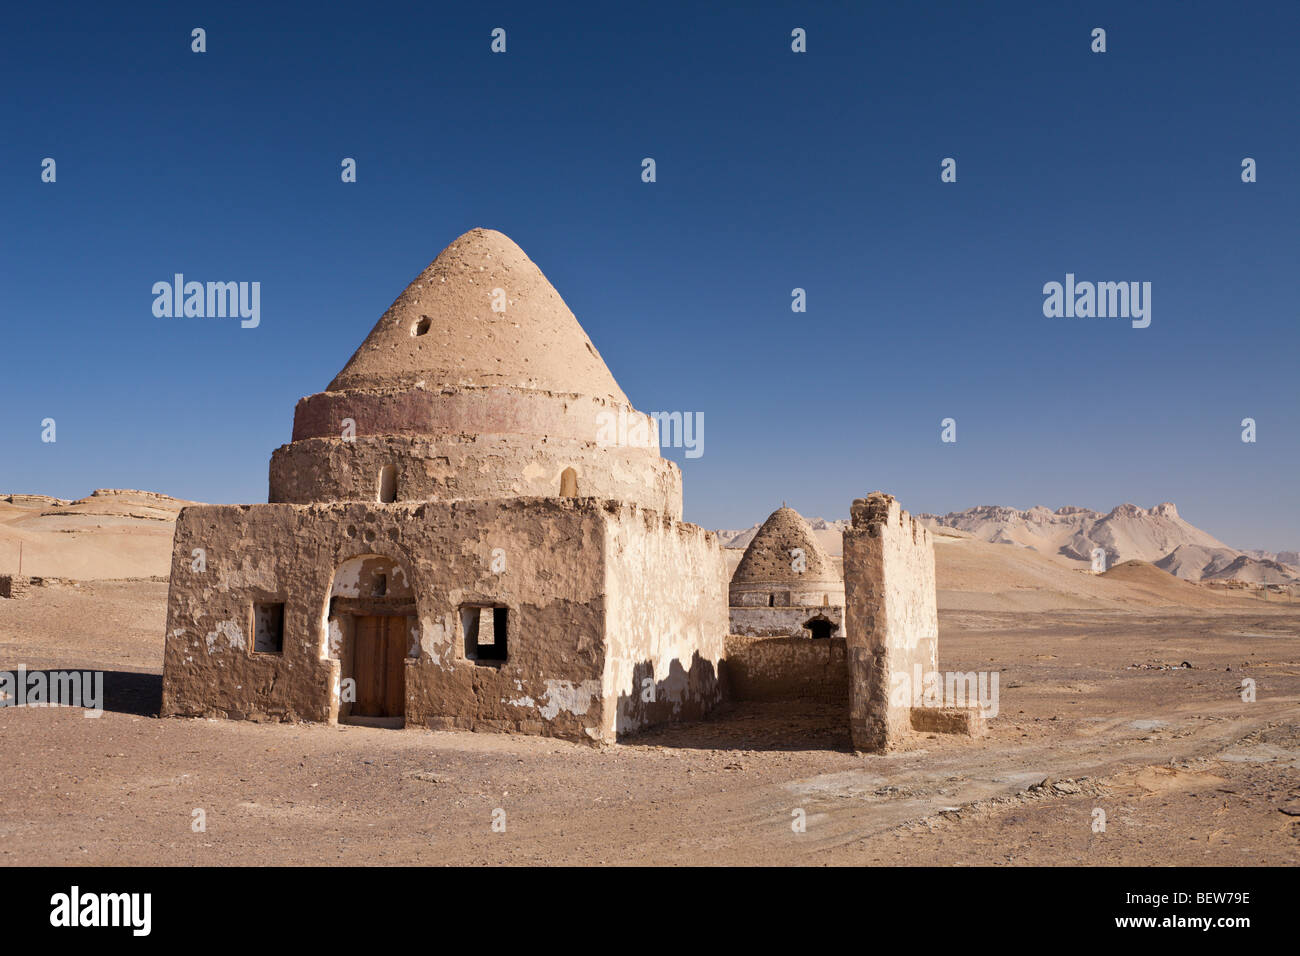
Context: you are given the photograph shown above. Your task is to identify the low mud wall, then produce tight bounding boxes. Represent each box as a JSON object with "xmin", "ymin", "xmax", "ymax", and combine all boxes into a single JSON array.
[{"xmin": 723, "ymin": 635, "xmax": 848, "ymax": 702}]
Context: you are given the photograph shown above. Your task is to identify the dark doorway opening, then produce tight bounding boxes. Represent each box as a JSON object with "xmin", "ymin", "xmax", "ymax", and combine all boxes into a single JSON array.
[{"xmin": 805, "ymin": 617, "xmax": 834, "ymax": 640}]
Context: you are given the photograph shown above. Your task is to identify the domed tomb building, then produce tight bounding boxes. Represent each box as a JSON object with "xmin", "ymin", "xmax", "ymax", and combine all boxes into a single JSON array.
[
  {"xmin": 728, "ymin": 506, "xmax": 844, "ymax": 639},
  {"xmin": 160, "ymin": 229, "xmax": 726, "ymax": 743}
]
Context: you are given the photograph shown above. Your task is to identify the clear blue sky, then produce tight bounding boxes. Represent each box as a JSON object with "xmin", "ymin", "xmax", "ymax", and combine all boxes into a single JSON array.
[{"xmin": 2, "ymin": 1, "xmax": 1297, "ymax": 551}]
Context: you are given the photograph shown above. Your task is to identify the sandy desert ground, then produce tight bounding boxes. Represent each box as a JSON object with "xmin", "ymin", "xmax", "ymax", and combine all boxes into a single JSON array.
[
  {"xmin": 2, "ymin": 490, "xmax": 1297, "ymax": 865},
  {"xmin": 2, "ymin": 556, "xmax": 1297, "ymax": 865}
]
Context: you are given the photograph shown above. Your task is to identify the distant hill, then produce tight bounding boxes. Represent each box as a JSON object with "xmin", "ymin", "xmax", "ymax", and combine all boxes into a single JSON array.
[
  {"xmin": 0, "ymin": 489, "xmax": 196, "ymax": 579},
  {"xmin": 1153, "ymin": 544, "xmax": 1238, "ymax": 580},
  {"xmin": 915, "ymin": 502, "xmax": 1298, "ymax": 584},
  {"xmin": 1201, "ymin": 555, "xmax": 1297, "ymax": 585}
]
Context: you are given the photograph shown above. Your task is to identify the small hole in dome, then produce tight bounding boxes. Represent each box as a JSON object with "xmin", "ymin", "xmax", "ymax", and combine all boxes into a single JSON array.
[{"xmin": 412, "ymin": 317, "xmax": 431, "ymax": 336}]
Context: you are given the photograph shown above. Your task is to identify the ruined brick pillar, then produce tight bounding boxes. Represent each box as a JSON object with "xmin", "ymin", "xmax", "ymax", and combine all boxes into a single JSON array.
[
  {"xmin": 842, "ymin": 492, "xmax": 939, "ymax": 752},
  {"xmin": 0, "ymin": 575, "xmax": 32, "ymax": 600}
]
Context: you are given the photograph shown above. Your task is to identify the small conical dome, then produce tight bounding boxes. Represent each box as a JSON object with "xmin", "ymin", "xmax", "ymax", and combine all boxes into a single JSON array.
[
  {"xmin": 731, "ymin": 507, "xmax": 840, "ymax": 590},
  {"xmin": 329, "ymin": 228, "xmax": 627, "ymax": 403}
]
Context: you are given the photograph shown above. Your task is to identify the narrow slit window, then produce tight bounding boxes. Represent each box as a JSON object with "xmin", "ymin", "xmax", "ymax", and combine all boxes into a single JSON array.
[
  {"xmin": 254, "ymin": 602, "xmax": 285, "ymax": 654},
  {"xmin": 378, "ymin": 465, "xmax": 397, "ymax": 503}
]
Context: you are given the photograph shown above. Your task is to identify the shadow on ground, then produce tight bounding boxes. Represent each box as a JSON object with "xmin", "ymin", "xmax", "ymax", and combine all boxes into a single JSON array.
[
  {"xmin": 619, "ymin": 699, "xmax": 854, "ymax": 753},
  {"xmin": 0, "ymin": 668, "xmax": 161, "ymax": 718}
]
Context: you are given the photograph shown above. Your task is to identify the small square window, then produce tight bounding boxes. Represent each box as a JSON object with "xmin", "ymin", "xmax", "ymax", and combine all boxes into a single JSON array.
[
  {"xmin": 254, "ymin": 602, "xmax": 285, "ymax": 654},
  {"xmin": 461, "ymin": 605, "xmax": 508, "ymax": 663}
]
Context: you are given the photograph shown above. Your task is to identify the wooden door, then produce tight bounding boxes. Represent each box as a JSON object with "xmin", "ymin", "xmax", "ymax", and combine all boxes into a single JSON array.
[{"xmin": 353, "ymin": 615, "xmax": 407, "ymax": 719}]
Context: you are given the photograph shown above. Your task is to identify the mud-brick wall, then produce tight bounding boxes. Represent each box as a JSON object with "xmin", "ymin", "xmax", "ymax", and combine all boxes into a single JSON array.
[
  {"xmin": 601, "ymin": 504, "xmax": 727, "ymax": 739},
  {"xmin": 290, "ymin": 386, "xmax": 648, "ymax": 446},
  {"xmin": 0, "ymin": 575, "xmax": 32, "ymax": 599},
  {"xmin": 723, "ymin": 635, "xmax": 848, "ymax": 701},
  {"xmin": 161, "ymin": 499, "xmax": 617, "ymax": 742},
  {"xmin": 842, "ymin": 492, "xmax": 938, "ymax": 752},
  {"xmin": 268, "ymin": 433, "xmax": 682, "ymax": 520},
  {"xmin": 160, "ymin": 503, "xmax": 340, "ymax": 722},
  {"xmin": 403, "ymin": 499, "xmax": 610, "ymax": 742}
]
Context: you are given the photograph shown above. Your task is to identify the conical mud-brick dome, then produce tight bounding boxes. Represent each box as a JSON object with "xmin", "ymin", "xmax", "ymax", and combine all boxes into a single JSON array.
[
  {"xmin": 330, "ymin": 229, "xmax": 628, "ymax": 403},
  {"xmin": 730, "ymin": 506, "xmax": 844, "ymax": 608},
  {"xmin": 268, "ymin": 228, "xmax": 683, "ymax": 517}
]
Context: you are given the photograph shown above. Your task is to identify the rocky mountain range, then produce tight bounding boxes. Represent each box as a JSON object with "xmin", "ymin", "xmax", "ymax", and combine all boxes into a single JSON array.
[{"xmin": 716, "ymin": 502, "xmax": 1298, "ymax": 584}]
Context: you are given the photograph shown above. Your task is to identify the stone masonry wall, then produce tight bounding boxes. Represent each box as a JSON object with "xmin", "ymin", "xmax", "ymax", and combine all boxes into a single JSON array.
[
  {"xmin": 731, "ymin": 585, "xmax": 845, "ymax": 608},
  {"xmin": 728, "ymin": 605, "xmax": 843, "ymax": 638}
]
